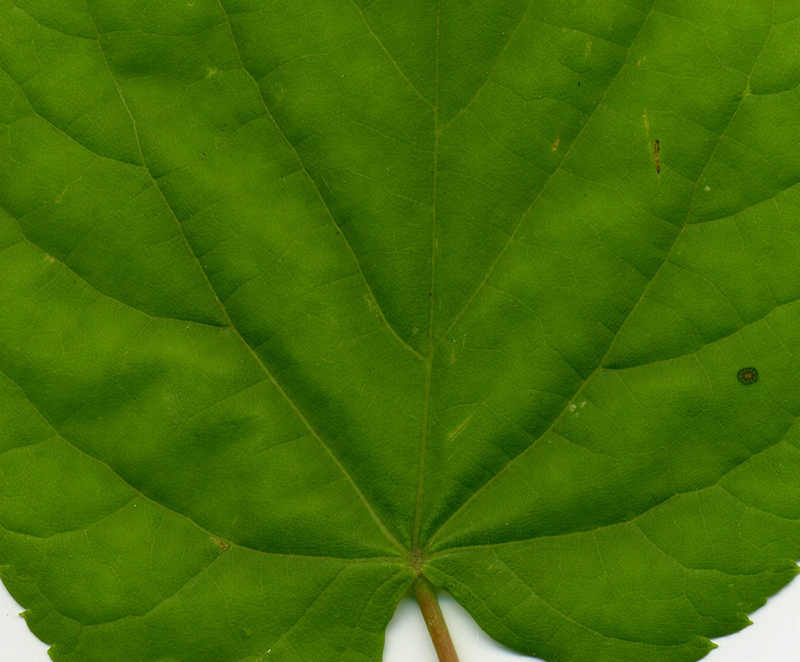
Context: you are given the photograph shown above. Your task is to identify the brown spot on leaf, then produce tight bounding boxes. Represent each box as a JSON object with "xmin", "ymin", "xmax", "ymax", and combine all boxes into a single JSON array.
[
  {"xmin": 212, "ymin": 537, "xmax": 229, "ymax": 552},
  {"xmin": 654, "ymin": 139, "xmax": 661, "ymax": 175},
  {"xmin": 552, "ymin": 136, "xmax": 560, "ymax": 151},
  {"xmin": 737, "ymin": 367, "xmax": 758, "ymax": 385}
]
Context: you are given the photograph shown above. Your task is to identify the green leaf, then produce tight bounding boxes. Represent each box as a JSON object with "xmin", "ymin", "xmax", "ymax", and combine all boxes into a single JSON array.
[{"xmin": 1, "ymin": 0, "xmax": 799, "ymax": 661}]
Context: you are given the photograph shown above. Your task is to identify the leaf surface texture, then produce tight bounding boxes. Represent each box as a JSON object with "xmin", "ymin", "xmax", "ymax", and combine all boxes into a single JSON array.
[{"xmin": 1, "ymin": 0, "xmax": 800, "ymax": 660}]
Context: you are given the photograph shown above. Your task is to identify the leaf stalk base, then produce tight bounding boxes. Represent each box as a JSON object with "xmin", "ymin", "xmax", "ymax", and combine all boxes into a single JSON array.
[{"xmin": 412, "ymin": 574, "xmax": 460, "ymax": 662}]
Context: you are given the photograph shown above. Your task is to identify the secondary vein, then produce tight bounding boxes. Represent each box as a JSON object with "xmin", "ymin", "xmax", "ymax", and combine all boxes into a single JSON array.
[
  {"xmin": 426, "ymin": 13, "xmax": 776, "ymax": 548},
  {"xmin": 215, "ymin": 0, "xmax": 426, "ymax": 364},
  {"xmin": 80, "ymin": 0, "xmax": 408, "ymax": 556}
]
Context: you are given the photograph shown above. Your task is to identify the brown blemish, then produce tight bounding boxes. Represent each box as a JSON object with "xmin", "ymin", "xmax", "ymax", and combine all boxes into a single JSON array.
[
  {"xmin": 654, "ymin": 139, "xmax": 661, "ymax": 175},
  {"xmin": 212, "ymin": 537, "xmax": 229, "ymax": 552},
  {"xmin": 552, "ymin": 136, "xmax": 560, "ymax": 151},
  {"xmin": 737, "ymin": 367, "xmax": 759, "ymax": 385}
]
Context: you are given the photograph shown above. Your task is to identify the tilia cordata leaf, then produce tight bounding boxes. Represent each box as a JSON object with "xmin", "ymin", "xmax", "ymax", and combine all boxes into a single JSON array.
[{"xmin": 1, "ymin": 0, "xmax": 800, "ymax": 660}]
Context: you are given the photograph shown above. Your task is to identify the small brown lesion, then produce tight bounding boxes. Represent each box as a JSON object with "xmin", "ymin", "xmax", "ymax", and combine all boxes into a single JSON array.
[
  {"xmin": 552, "ymin": 136, "xmax": 560, "ymax": 151},
  {"xmin": 654, "ymin": 139, "xmax": 661, "ymax": 175},
  {"xmin": 212, "ymin": 537, "xmax": 229, "ymax": 552},
  {"xmin": 737, "ymin": 367, "xmax": 759, "ymax": 385}
]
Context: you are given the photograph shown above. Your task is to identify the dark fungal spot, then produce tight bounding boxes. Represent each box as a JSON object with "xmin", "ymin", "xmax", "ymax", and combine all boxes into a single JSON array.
[
  {"xmin": 737, "ymin": 367, "xmax": 758, "ymax": 385},
  {"xmin": 654, "ymin": 139, "xmax": 661, "ymax": 175}
]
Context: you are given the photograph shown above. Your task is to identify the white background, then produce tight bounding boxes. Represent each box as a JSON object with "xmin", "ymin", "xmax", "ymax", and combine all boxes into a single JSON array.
[{"xmin": 2, "ymin": 571, "xmax": 799, "ymax": 661}]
